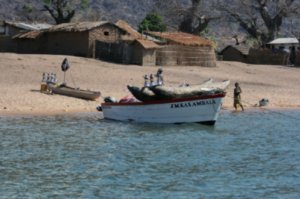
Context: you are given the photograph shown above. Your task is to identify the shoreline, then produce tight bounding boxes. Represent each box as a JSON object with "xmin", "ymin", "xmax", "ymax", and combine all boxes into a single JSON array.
[
  {"xmin": 1, "ymin": 105, "xmax": 300, "ymax": 118},
  {"xmin": 1, "ymin": 53, "xmax": 300, "ymax": 116}
]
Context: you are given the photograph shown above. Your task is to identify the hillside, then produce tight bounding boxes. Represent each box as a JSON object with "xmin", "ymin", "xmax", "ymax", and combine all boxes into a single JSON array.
[
  {"xmin": 0, "ymin": 0, "xmax": 156, "ymax": 27},
  {"xmin": 0, "ymin": 0, "xmax": 299, "ymax": 50}
]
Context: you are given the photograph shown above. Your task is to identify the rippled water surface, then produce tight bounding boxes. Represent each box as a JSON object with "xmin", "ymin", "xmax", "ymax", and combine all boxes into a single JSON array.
[{"xmin": 1, "ymin": 110, "xmax": 300, "ymax": 198}]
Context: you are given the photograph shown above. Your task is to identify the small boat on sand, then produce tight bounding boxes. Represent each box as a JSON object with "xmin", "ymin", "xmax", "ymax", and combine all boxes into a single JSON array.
[
  {"xmin": 48, "ymin": 83, "xmax": 101, "ymax": 101},
  {"xmin": 44, "ymin": 58, "xmax": 101, "ymax": 101}
]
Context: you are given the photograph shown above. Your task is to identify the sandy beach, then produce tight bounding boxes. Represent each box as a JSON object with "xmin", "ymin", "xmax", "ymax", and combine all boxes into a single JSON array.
[{"xmin": 1, "ymin": 52, "xmax": 300, "ymax": 116}]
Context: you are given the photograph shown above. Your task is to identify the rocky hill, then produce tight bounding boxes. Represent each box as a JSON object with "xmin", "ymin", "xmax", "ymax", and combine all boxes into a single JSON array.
[
  {"xmin": 0, "ymin": 0, "xmax": 299, "ymax": 44},
  {"xmin": 0, "ymin": 0, "xmax": 157, "ymax": 27}
]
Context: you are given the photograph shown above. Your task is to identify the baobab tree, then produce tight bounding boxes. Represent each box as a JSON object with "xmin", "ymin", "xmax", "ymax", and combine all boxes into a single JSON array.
[
  {"xmin": 154, "ymin": 0, "xmax": 218, "ymax": 35},
  {"xmin": 43, "ymin": 0, "xmax": 89, "ymax": 24},
  {"xmin": 217, "ymin": 0, "xmax": 300, "ymax": 44}
]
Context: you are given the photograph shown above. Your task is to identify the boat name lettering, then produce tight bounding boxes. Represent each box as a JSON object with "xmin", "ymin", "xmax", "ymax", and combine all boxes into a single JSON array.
[{"xmin": 170, "ymin": 99, "xmax": 216, "ymax": 108}]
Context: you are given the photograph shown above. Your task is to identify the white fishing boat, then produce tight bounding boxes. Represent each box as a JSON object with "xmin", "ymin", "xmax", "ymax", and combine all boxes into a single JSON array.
[{"xmin": 100, "ymin": 92, "xmax": 226, "ymax": 125}]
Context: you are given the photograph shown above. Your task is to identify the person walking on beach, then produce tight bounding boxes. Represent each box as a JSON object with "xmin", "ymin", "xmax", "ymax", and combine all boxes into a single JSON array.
[{"xmin": 234, "ymin": 82, "xmax": 244, "ymax": 111}]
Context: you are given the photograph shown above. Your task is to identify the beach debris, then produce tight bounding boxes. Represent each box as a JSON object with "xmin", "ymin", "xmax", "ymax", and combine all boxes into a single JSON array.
[
  {"xmin": 96, "ymin": 106, "xmax": 102, "ymax": 111},
  {"xmin": 104, "ymin": 96, "xmax": 118, "ymax": 103},
  {"xmin": 40, "ymin": 72, "xmax": 57, "ymax": 93},
  {"xmin": 119, "ymin": 95, "xmax": 136, "ymax": 103},
  {"xmin": 42, "ymin": 72, "xmax": 57, "ymax": 84},
  {"xmin": 259, "ymin": 98, "xmax": 269, "ymax": 107}
]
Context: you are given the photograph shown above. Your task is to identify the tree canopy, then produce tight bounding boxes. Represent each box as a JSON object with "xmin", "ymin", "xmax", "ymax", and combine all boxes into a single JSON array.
[
  {"xmin": 217, "ymin": 0, "xmax": 300, "ymax": 45},
  {"xmin": 43, "ymin": 0, "xmax": 89, "ymax": 24},
  {"xmin": 154, "ymin": 0, "xmax": 218, "ymax": 35},
  {"xmin": 138, "ymin": 13, "xmax": 167, "ymax": 32}
]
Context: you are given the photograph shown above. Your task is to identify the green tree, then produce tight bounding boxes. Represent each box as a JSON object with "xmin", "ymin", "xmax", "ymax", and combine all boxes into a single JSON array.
[
  {"xmin": 43, "ymin": 0, "xmax": 89, "ymax": 24},
  {"xmin": 138, "ymin": 13, "xmax": 167, "ymax": 32}
]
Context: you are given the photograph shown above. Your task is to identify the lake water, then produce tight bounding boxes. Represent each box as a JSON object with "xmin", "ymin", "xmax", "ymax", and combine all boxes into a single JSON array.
[{"xmin": 1, "ymin": 110, "xmax": 300, "ymax": 198}]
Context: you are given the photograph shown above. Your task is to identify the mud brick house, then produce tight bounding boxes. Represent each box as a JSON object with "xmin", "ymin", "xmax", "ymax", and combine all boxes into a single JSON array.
[
  {"xmin": 0, "ymin": 20, "xmax": 50, "ymax": 52},
  {"xmin": 145, "ymin": 31, "xmax": 216, "ymax": 67},
  {"xmin": 14, "ymin": 21, "xmax": 129, "ymax": 57}
]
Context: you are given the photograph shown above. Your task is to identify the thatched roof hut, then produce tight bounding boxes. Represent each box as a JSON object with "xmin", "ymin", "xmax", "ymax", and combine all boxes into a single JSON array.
[
  {"xmin": 220, "ymin": 45, "xmax": 250, "ymax": 63},
  {"xmin": 146, "ymin": 31, "xmax": 213, "ymax": 46},
  {"xmin": 145, "ymin": 31, "xmax": 216, "ymax": 66},
  {"xmin": 130, "ymin": 39, "xmax": 161, "ymax": 66}
]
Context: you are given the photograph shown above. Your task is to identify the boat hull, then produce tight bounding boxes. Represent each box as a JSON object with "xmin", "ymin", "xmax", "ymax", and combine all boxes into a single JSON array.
[
  {"xmin": 148, "ymin": 80, "xmax": 230, "ymax": 100},
  {"xmin": 101, "ymin": 93, "xmax": 225, "ymax": 125},
  {"xmin": 48, "ymin": 84, "xmax": 100, "ymax": 101}
]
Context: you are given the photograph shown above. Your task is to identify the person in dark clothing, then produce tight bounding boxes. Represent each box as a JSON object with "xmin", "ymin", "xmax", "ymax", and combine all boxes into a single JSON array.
[
  {"xmin": 155, "ymin": 68, "xmax": 164, "ymax": 86},
  {"xmin": 289, "ymin": 46, "xmax": 296, "ymax": 66},
  {"xmin": 234, "ymin": 82, "xmax": 244, "ymax": 111}
]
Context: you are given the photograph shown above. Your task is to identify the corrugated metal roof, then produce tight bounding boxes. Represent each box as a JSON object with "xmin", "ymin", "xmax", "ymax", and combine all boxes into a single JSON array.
[
  {"xmin": 135, "ymin": 39, "xmax": 160, "ymax": 49},
  {"xmin": 4, "ymin": 21, "xmax": 52, "ymax": 30},
  {"xmin": 268, "ymin": 38, "xmax": 299, "ymax": 44},
  {"xmin": 47, "ymin": 21, "xmax": 111, "ymax": 32},
  {"xmin": 115, "ymin": 20, "xmax": 142, "ymax": 39},
  {"xmin": 145, "ymin": 31, "xmax": 213, "ymax": 46}
]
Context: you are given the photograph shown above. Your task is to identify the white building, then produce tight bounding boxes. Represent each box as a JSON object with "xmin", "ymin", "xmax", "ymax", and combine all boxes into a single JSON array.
[{"xmin": 268, "ymin": 37, "xmax": 299, "ymax": 51}]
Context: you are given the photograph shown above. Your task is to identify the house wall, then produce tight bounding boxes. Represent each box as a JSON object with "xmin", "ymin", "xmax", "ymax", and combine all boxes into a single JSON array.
[
  {"xmin": 95, "ymin": 41, "xmax": 125, "ymax": 63},
  {"xmin": 222, "ymin": 47, "xmax": 247, "ymax": 62},
  {"xmin": 271, "ymin": 43, "xmax": 299, "ymax": 50},
  {"xmin": 0, "ymin": 26, "xmax": 5, "ymax": 34},
  {"xmin": 129, "ymin": 42, "xmax": 156, "ymax": 66},
  {"xmin": 296, "ymin": 50, "xmax": 300, "ymax": 66},
  {"xmin": 247, "ymin": 48, "xmax": 288, "ymax": 65},
  {"xmin": 16, "ymin": 39, "xmax": 45, "ymax": 54},
  {"xmin": 122, "ymin": 42, "xmax": 132, "ymax": 64},
  {"xmin": 156, "ymin": 45, "xmax": 216, "ymax": 67},
  {"xmin": 0, "ymin": 25, "xmax": 22, "ymax": 52},
  {"xmin": 89, "ymin": 24, "xmax": 123, "ymax": 58},
  {"xmin": 142, "ymin": 50, "xmax": 156, "ymax": 66},
  {"xmin": 131, "ymin": 43, "xmax": 143, "ymax": 65},
  {"xmin": 0, "ymin": 36, "xmax": 17, "ymax": 52},
  {"xmin": 45, "ymin": 32, "xmax": 89, "ymax": 57}
]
